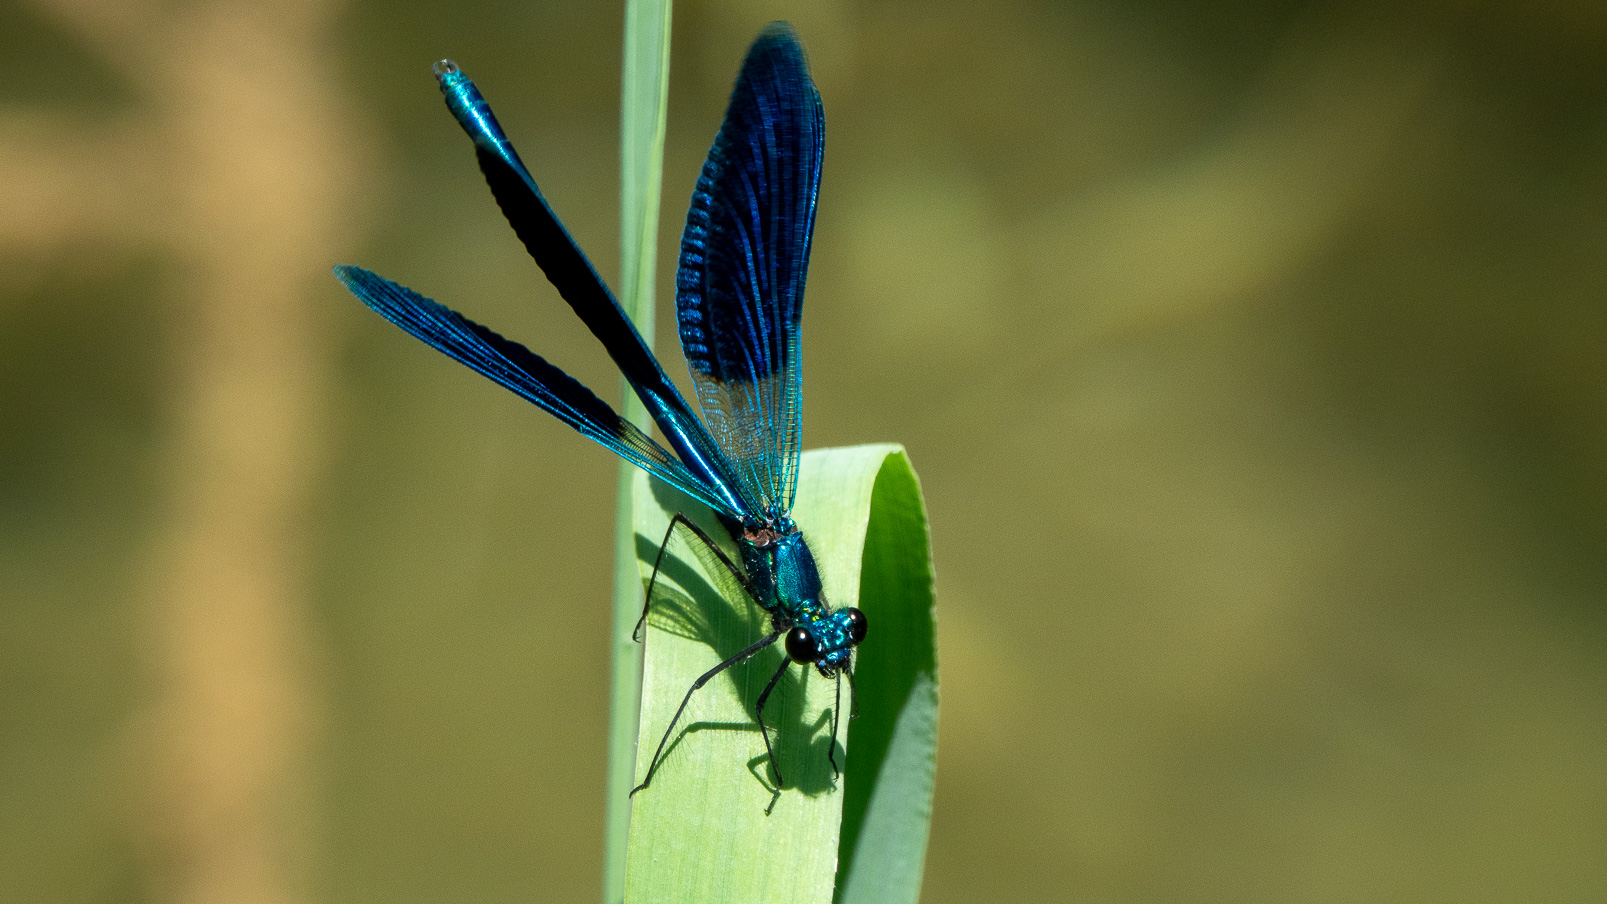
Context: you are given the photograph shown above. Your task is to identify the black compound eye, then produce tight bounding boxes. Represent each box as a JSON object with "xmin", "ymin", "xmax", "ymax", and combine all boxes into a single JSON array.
[
  {"xmin": 844, "ymin": 608, "xmax": 868, "ymax": 645},
  {"xmin": 785, "ymin": 627, "xmax": 818, "ymax": 664}
]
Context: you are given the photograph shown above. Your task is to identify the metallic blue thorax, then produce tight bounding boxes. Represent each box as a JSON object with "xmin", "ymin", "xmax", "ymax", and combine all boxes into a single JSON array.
[
  {"xmin": 739, "ymin": 525, "xmax": 856, "ymax": 673},
  {"xmin": 739, "ymin": 526, "xmax": 825, "ymax": 622}
]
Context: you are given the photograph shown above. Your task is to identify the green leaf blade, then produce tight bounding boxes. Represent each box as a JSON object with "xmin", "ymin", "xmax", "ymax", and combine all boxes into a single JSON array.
[
  {"xmin": 624, "ymin": 444, "xmax": 937, "ymax": 904},
  {"xmin": 836, "ymin": 449, "xmax": 939, "ymax": 904}
]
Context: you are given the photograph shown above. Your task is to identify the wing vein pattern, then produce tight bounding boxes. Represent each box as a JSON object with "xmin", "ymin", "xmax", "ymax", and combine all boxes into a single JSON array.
[
  {"xmin": 675, "ymin": 24, "xmax": 823, "ymax": 520},
  {"xmin": 335, "ymin": 266, "xmax": 731, "ymax": 514}
]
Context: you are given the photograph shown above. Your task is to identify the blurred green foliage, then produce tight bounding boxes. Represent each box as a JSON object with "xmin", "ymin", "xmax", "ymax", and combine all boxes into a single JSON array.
[{"xmin": 3, "ymin": 1, "xmax": 1606, "ymax": 903}]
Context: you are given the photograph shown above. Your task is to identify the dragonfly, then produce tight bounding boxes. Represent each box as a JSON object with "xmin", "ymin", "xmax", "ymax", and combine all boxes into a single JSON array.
[{"xmin": 334, "ymin": 23, "xmax": 865, "ymax": 794}]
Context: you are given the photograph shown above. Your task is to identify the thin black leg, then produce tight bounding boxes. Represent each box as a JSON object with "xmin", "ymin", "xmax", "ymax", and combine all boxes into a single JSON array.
[
  {"xmin": 635, "ymin": 516, "xmax": 682, "ymax": 642},
  {"xmin": 754, "ymin": 656, "xmax": 792, "ymax": 788},
  {"xmin": 631, "ymin": 629, "xmax": 782, "ymax": 795},
  {"xmin": 636, "ymin": 512, "xmax": 762, "ymax": 642},
  {"xmin": 827, "ymin": 671, "xmax": 842, "ymax": 779}
]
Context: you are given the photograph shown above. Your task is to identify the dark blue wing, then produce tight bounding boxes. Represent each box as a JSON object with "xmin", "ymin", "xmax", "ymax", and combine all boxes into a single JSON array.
[
  {"xmin": 432, "ymin": 61, "xmax": 760, "ymax": 520},
  {"xmin": 675, "ymin": 24, "xmax": 823, "ymax": 519},
  {"xmin": 334, "ymin": 265, "xmax": 736, "ymax": 516}
]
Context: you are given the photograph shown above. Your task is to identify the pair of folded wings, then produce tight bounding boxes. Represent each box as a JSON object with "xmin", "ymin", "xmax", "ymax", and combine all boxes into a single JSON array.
[{"xmin": 337, "ymin": 25, "xmax": 823, "ymax": 523}]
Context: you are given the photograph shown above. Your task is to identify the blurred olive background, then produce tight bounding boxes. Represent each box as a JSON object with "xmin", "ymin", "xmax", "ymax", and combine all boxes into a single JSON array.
[{"xmin": 5, "ymin": 0, "xmax": 1607, "ymax": 902}]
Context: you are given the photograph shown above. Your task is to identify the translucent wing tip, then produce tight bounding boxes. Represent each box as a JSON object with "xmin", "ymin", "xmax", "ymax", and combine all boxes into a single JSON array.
[
  {"xmin": 332, "ymin": 264, "xmax": 385, "ymax": 298},
  {"xmin": 758, "ymin": 20, "xmax": 801, "ymax": 46},
  {"xmin": 332, "ymin": 265, "xmax": 422, "ymax": 323},
  {"xmin": 332, "ymin": 263, "xmax": 364, "ymax": 288},
  {"xmin": 751, "ymin": 22, "xmax": 810, "ymax": 70}
]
